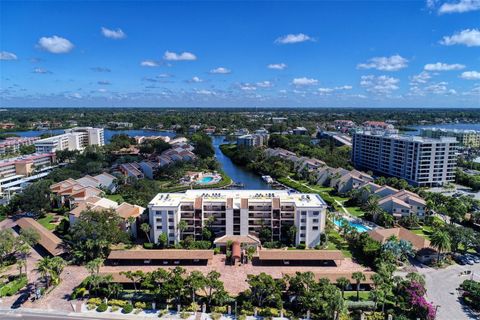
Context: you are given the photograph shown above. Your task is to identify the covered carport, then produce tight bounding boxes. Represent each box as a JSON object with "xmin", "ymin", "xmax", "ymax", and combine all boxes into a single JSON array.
[
  {"xmin": 106, "ymin": 249, "xmax": 214, "ymax": 266},
  {"xmin": 257, "ymin": 249, "xmax": 345, "ymax": 266}
]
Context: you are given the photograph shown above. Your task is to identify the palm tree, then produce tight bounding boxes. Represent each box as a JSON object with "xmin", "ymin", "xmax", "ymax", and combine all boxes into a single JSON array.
[
  {"xmin": 120, "ymin": 270, "xmax": 144, "ymax": 292},
  {"xmin": 430, "ymin": 230, "xmax": 451, "ymax": 264},
  {"xmin": 336, "ymin": 277, "xmax": 350, "ymax": 299},
  {"xmin": 364, "ymin": 196, "xmax": 382, "ymax": 221},
  {"xmin": 37, "ymin": 257, "xmax": 53, "ymax": 288},
  {"xmin": 141, "ymin": 223, "xmax": 151, "ymax": 243},
  {"xmin": 352, "ymin": 272, "xmax": 366, "ymax": 301},
  {"xmin": 86, "ymin": 258, "xmax": 104, "ymax": 276}
]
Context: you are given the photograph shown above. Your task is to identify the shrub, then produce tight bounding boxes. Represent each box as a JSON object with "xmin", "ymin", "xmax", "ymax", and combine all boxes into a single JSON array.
[
  {"xmin": 158, "ymin": 309, "xmax": 169, "ymax": 318},
  {"xmin": 296, "ymin": 243, "xmax": 306, "ymax": 250},
  {"xmin": 211, "ymin": 312, "xmax": 221, "ymax": 320},
  {"xmin": 238, "ymin": 315, "xmax": 247, "ymax": 320},
  {"xmin": 135, "ymin": 301, "xmax": 147, "ymax": 309},
  {"xmin": 213, "ymin": 247, "xmax": 221, "ymax": 255},
  {"xmin": 87, "ymin": 297, "xmax": 102, "ymax": 306},
  {"xmin": 71, "ymin": 287, "xmax": 87, "ymax": 299},
  {"xmin": 96, "ymin": 303, "xmax": 108, "ymax": 312},
  {"xmin": 346, "ymin": 301, "xmax": 376, "ymax": 311},
  {"xmin": 212, "ymin": 306, "xmax": 227, "ymax": 313},
  {"xmin": 122, "ymin": 303, "xmax": 133, "ymax": 314},
  {"xmin": 110, "ymin": 305, "xmax": 119, "ymax": 312},
  {"xmin": 240, "ymin": 309, "xmax": 254, "ymax": 316},
  {"xmin": 86, "ymin": 304, "xmax": 96, "ymax": 310},
  {"xmin": 143, "ymin": 242, "xmax": 154, "ymax": 249},
  {"xmin": 134, "ymin": 308, "xmax": 142, "ymax": 314},
  {"xmin": 258, "ymin": 307, "xmax": 280, "ymax": 317},
  {"xmin": 0, "ymin": 275, "xmax": 27, "ymax": 297},
  {"xmin": 108, "ymin": 299, "xmax": 127, "ymax": 307},
  {"xmin": 180, "ymin": 311, "xmax": 190, "ymax": 319}
]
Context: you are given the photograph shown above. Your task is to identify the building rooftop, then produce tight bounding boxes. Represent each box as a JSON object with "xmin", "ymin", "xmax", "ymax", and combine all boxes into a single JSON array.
[
  {"xmin": 149, "ymin": 189, "xmax": 326, "ymax": 208},
  {"xmin": 16, "ymin": 218, "xmax": 65, "ymax": 256},
  {"xmin": 355, "ymin": 129, "xmax": 457, "ymax": 143}
]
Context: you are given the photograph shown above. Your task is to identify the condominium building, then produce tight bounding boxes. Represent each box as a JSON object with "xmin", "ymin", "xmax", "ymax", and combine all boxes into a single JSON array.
[
  {"xmin": 0, "ymin": 153, "xmax": 56, "ymax": 179},
  {"xmin": 34, "ymin": 127, "xmax": 104, "ymax": 153},
  {"xmin": 236, "ymin": 133, "xmax": 269, "ymax": 147},
  {"xmin": 352, "ymin": 130, "xmax": 458, "ymax": 187},
  {"xmin": 148, "ymin": 190, "xmax": 327, "ymax": 248},
  {"xmin": 0, "ymin": 137, "xmax": 39, "ymax": 155},
  {"xmin": 420, "ymin": 128, "xmax": 480, "ymax": 148}
]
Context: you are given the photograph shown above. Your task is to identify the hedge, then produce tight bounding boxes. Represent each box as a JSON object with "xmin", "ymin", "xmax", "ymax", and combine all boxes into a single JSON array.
[
  {"xmin": 122, "ymin": 303, "xmax": 133, "ymax": 314},
  {"xmin": 0, "ymin": 275, "xmax": 27, "ymax": 297},
  {"xmin": 96, "ymin": 303, "xmax": 108, "ymax": 312},
  {"xmin": 346, "ymin": 300, "xmax": 376, "ymax": 311}
]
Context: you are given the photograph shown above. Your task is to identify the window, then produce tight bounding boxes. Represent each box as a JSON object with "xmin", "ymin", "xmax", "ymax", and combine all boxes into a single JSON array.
[
  {"xmin": 301, "ymin": 219, "xmax": 306, "ymax": 223},
  {"xmin": 300, "ymin": 226, "xmax": 306, "ymax": 230},
  {"xmin": 168, "ymin": 210, "xmax": 174, "ymax": 215},
  {"xmin": 313, "ymin": 219, "xmax": 319, "ymax": 223},
  {"xmin": 301, "ymin": 211, "xmax": 307, "ymax": 215},
  {"xmin": 313, "ymin": 211, "xmax": 320, "ymax": 216},
  {"xmin": 312, "ymin": 226, "xmax": 318, "ymax": 230}
]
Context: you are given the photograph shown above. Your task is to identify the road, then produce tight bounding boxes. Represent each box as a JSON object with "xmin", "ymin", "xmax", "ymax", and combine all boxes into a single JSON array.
[
  {"xmin": 415, "ymin": 262, "xmax": 480, "ymax": 320},
  {"xmin": 0, "ymin": 308, "xmax": 160, "ymax": 320}
]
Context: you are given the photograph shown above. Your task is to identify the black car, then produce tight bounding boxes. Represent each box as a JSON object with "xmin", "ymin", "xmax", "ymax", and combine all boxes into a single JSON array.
[{"xmin": 11, "ymin": 292, "xmax": 30, "ymax": 309}]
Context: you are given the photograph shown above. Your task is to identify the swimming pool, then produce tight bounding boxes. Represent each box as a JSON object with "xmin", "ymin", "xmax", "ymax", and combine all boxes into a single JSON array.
[
  {"xmin": 333, "ymin": 218, "xmax": 371, "ymax": 233},
  {"xmin": 198, "ymin": 176, "xmax": 214, "ymax": 184}
]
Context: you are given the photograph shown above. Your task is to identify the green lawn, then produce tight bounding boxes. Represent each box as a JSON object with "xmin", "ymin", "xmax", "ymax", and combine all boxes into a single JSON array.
[
  {"xmin": 105, "ymin": 194, "xmax": 125, "ymax": 203},
  {"xmin": 326, "ymin": 228, "xmax": 352, "ymax": 258},
  {"xmin": 411, "ymin": 226, "xmax": 434, "ymax": 240},
  {"xmin": 37, "ymin": 214, "xmax": 56, "ymax": 231},
  {"xmin": 344, "ymin": 291, "xmax": 371, "ymax": 301},
  {"xmin": 345, "ymin": 206, "xmax": 365, "ymax": 218}
]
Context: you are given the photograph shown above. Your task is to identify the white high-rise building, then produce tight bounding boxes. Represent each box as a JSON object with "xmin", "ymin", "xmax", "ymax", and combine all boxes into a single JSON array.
[
  {"xmin": 34, "ymin": 127, "xmax": 104, "ymax": 153},
  {"xmin": 352, "ymin": 130, "xmax": 458, "ymax": 187},
  {"xmin": 148, "ymin": 190, "xmax": 327, "ymax": 248}
]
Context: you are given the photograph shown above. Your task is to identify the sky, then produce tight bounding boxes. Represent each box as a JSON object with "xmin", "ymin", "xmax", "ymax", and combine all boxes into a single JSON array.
[{"xmin": 0, "ymin": 0, "xmax": 479, "ymax": 108}]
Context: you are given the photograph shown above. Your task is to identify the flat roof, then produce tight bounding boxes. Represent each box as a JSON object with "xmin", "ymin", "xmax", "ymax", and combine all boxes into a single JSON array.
[
  {"xmin": 108, "ymin": 249, "xmax": 214, "ymax": 260},
  {"xmin": 258, "ymin": 250, "xmax": 344, "ymax": 261},
  {"xmin": 16, "ymin": 218, "xmax": 65, "ymax": 256},
  {"xmin": 149, "ymin": 190, "xmax": 326, "ymax": 208}
]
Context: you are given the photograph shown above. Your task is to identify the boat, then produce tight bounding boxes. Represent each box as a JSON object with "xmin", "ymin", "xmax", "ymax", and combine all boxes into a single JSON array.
[{"xmin": 261, "ymin": 175, "xmax": 274, "ymax": 184}]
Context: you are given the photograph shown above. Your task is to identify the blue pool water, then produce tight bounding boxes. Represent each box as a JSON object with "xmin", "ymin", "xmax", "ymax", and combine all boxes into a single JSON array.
[
  {"xmin": 333, "ymin": 218, "xmax": 371, "ymax": 233},
  {"xmin": 198, "ymin": 176, "xmax": 214, "ymax": 184}
]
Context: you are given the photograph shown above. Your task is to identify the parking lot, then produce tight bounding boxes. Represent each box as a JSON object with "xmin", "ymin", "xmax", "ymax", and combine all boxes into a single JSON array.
[{"xmin": 416, "ymin": 262, "xmax": 480, "ymax": 320}]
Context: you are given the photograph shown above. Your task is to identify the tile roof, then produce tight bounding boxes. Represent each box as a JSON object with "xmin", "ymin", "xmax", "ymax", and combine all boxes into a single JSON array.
[
  {"xmin": 16, "ymin": 218, "xmax": 65, "ymax": 256},
  {"xmin": 258, "ymin": 250, "xmax": 344, "ymax": 261},
  {"xmin": 367, "ymin": 228, "xmax": 430, "ymax": 250},
  {"xmin": 108, "ymin": 249, "xmax": 214, "ymax": 260}
]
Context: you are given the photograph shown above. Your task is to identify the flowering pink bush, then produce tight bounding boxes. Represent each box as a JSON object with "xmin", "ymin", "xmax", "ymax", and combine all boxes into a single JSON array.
[{"xmin": 405, "ymin": 281, "xmax": 436, "ymax": 320}]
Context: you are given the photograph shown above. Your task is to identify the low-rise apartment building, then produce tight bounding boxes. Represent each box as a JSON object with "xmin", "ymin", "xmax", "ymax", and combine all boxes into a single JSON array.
[
  {"xmin": 352, "ymin": 130, "xmax": 458, "ymax": 187},
  {"xmin": 148, "ymin": 190, "xmax": 327, "ymax": 248},
  {"xmin": 34, "ymin": 127, "xmax": 104, "ymax": 153},
  {"xmin": 420, "ymin": 128, "xmax": 480, "ymax": 148},
  {"xmin": 0, "ymin": 137, "xmax": 39, "ymax": 155},
  {"xmin": 0, "ymin": 153, "xmax": 56, "ymax": 179}
]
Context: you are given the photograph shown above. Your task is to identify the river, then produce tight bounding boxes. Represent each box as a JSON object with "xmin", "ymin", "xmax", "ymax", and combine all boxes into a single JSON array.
[{"xmin": 4, "ymin": 129, "xmax": 270, "ymax": 189}]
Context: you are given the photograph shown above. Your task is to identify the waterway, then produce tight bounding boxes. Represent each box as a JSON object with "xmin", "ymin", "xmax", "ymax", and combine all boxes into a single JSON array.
[{"xmin": 4, "ymin": 129, "xmax": 270, "ymax": 189}]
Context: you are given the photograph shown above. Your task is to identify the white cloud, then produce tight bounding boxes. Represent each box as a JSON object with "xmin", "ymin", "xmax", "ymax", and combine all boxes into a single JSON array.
[
  {"xmin": 163, "ymin": 51, "xmax": 197, "ymax": 61},
  {"xmin": 410, "ymin": 71, "xmax": 432, "ymax": 84},
  {"xmin": 37, "ymin": 35, "xmax": 74, "ymax": 53},
  {"xmin": 424, "ymin": 62, "xmax": 465, "ymax": 71},
  {"xmin": 334, "ymin": 85, "xmax": 353, "ymax": 90},
  {"xmin": 240, "ymin": 83, "xmax": 256, "ymax": 91},
  {"xmin": 98, "ymin": 80, "xmax": 111, "ymax": 85},
  {"xmin": 140, "ymin": 60, "xmax": 160, "ymax": 67},
  {"xmin": 267, "ymin": 63, "xmax": 287, "ymax": 70},
  {"xmin": 317, "ymin": 88, "xmax": 334, "ymax": 94},
  {"xmin": 424, "ymin": 81, "xmax": 457, "ymax": 95},
  {"xmin": 66, "ymin": 92, "xmax": 82, "ymax": 99},
  {"xmin": 101, "ymin": 27, "xmax": 126, "ymax": 39},
  {"xmin": 91, "ymin": 67, "xmax": 111, "ymax": 72},
  {"xmin": 210, "ymin": 67, "xmax": 231, "ymax": 74},
  {"xmin": 460, "ymin": 71, "xmax": 480, "ymax": 80},
  {"xmin": 275, "ymin": 33, "xmax": 313, "ymax": 44},
  {"xmin": 196, "ymin": 89, "xmax": 215, "ymax": 95},
  {"xmin": 316, "ymin": 86, "xmax": 353, "ymax": 94},
  {"xmin": 0, "ymin": 51, "xmax": 17, "ymax": 60},
  {"xmin": 440, "ymin": 29, "xmax": 480, "ymax": 47},
  {"xmin": 292, "ymin": 77, "xmax": 318, "ymax": 86},
  {"xmin": 439, "ymin": 0, "xmax": 480, "ymax": 13},
  {"xmin": 98, "ymin": 88, "xmax": 108, "ymax": 93},
  {"xmin": 360, "ymin": 75, "xmax": 400, "ymax": 94},
  {"xmin": 256, "ymin": 81, "xmax": 273, "ymax": 88},
  {"xmin": 33, "ymin": 68, "xmax": 51, "ymax": 74},
  {"xmin": 357, "ymin": 55, "xmax": 408, "ymax": 71},
  {"xmin": 186, "ymin": 76, "xmax": 203, "ymax": 83}
]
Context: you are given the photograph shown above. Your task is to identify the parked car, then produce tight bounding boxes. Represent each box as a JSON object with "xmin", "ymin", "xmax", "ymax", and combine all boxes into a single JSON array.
[
  {"xmin": 454, "ymin": 255, "xmax": 467, "ymax": 265},
  {"xmin": 466, "ymin": 254, "xmax": 480, "ymax": 263}
]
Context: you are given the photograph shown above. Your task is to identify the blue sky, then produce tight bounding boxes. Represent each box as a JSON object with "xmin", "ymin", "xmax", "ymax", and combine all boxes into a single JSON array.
[{"xmin": 1, "ymin": 0, "xmax": 479, "ymax": 108}]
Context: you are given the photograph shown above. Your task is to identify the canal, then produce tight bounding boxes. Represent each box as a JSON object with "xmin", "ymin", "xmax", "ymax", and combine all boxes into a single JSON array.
[{"xmin": 6, "ymin": 129, "xmax": 270, "ymax": 189}]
